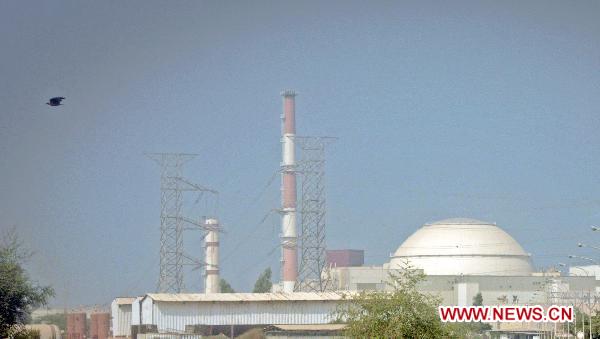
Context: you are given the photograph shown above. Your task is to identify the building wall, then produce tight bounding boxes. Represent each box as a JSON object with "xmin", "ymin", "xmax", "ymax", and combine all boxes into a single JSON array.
[
  {"xmin": 131, "ymin": 297, "xmax": 143, "ymax": 327},
  {"xmin": 570, "ymin": 265, "xmax": 600, "ymax": 280},
  {"xmin": 140, "ymin": 298, "xmax": 340, "ymax": 330},
  {"xmin": 326, "ymin": 250, "xmax": 364, "ymax": 267},
  {"xmin": 330, "ymin": 266, "xmax": 389, "ymax": 291},
  {"xmin": 111, "ymin": 300, "xmax": 133, "ymax": 337},
  {"xmin": 141, "ymin": 297, "xmax": 154, "ymax": 324},
  {"xmin": 389, "ymin": 256, "xmax": 533, "ymax": 276}
]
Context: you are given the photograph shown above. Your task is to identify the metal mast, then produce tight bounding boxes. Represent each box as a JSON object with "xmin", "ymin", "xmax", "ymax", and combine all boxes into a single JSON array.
[
  {"xmin": 296, "ymin": 136, "xmax": 335, "ymax": 292},
  {"xmin": 147, "ymin": 153, "xmax": 218, "ymax": 293}
]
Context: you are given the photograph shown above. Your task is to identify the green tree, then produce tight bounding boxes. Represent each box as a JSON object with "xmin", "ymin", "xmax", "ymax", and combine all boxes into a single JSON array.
[
  {"xmin": 472, "ymin": 292, "xmax": 483, "ymax": 306},
  {"xmin": 572, "ymin": 307, "xmax": 600, "ymax": 338},
  {"xmin": 469, "ymin": 292, "xmax": 492, "ymax": 333},
  {"xmin": 219, "ymin": 278, "xmax": 235, "ymax": 293},
  {"xmin": 0, "ymin": 228, "xmax": 54, "ymax": 338},
  {"xmin": 335, "ymin": 262, "xmax": 465, "ymax": 338},
  {"xmin": 252, "ymin": 268, "xmax": 272, "ymax": 293}
]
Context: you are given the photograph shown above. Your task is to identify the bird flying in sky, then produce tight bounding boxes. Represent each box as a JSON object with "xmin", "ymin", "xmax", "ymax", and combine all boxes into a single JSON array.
[{"xmin": 46, "ymin": 97, "xmax": 65, "ymax": 106}]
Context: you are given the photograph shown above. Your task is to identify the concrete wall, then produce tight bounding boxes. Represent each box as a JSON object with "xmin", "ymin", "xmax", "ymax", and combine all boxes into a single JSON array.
[{"xmin": 330, "ymin": 266, "xmax": 600, "ymax": 306}]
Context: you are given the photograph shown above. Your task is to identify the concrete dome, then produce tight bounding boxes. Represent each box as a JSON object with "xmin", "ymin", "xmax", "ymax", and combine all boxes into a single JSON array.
[{"xmin": 389, "ymin": 218, "xmax": 533, "ymax": 276}]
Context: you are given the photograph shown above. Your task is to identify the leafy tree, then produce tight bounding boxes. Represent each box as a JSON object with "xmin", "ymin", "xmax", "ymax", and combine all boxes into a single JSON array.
[
  {"xmin": 0, "ymin": 228, "xmax": 54, "ymax": 338},
  {"xmin": 252, "ymin": 268, "xmax": 272, "ymax": 293},
  {"xmin": 571, "ymin": 307, "xmax": 600, "ymax": 338},
  {"xmin": 335, "ymin": 262, "xmax": 468, "ymax": 338},
  {"xmin": 472, "ymin": 292, "xmax": 483, "ymax": 306},
  {"xmin": 219, "ymin": 278, "xmax": 235, "ymax": 293},
  {"xmin": 468, "ymin": 292, "xmax": 492, "ymax": 333}
]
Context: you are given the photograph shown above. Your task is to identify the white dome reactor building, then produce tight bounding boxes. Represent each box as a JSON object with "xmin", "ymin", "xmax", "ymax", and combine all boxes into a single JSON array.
[{"xmin": 390, "ymin": 218, "xmax": 533, "ymax": 276}]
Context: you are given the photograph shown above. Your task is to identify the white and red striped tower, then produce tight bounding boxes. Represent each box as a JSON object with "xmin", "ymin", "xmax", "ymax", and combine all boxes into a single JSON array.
[{"xmin": 280, "ymin": 90, "xmax": 298, "ymax": 292}]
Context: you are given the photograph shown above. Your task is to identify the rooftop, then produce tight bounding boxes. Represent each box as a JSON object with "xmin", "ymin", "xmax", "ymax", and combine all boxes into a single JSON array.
[{"xmin": 145, "ymin": 292, "xmax": 352, "ymax": 302}]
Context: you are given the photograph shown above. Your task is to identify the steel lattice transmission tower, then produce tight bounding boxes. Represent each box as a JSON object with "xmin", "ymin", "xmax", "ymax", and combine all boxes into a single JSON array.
[
  {"xmin": 147, "ymin": 153, "xmax": 218, "ymax": 293},
  {"xmin": 295, "ymin": 136, "xmax": 335, "ymax": 292}
]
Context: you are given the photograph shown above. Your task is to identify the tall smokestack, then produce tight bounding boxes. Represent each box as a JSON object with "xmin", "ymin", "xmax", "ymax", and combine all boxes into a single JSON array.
[
  {"xmin": 204, "ymin": 218, "xmax": 220, "ymax": 293},
  {"xmin": 280, "ymin": 90, "xmax": 297, "ymax": 293}
]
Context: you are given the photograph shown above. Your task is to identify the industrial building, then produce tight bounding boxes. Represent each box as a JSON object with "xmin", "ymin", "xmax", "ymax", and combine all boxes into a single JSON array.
[
  {"xmin": 111, "ymin": 293, "xmax": 347, "ymax": 337},
  {"xmin": 108, "ymin": 92, "xmax": 599, "ymax": 338},
  {"xmin": 569, "ymin": 264, "xmax": 600, "ymax": 281}
]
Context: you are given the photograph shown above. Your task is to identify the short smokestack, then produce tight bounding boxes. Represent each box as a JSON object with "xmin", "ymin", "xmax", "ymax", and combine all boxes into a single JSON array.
[
  {"xmin": 204, "ymin": 218, "xmax": 220, "ymax": 293},
  {"xmin": 280, "ymin": 90, "xmax": 297, "ymax": 292}
]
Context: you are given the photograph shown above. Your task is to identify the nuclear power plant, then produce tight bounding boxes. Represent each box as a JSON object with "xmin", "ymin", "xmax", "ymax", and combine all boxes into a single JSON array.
[{"xmin": 99, "ymin": 91, "xmax": 600, "ymax": 338}]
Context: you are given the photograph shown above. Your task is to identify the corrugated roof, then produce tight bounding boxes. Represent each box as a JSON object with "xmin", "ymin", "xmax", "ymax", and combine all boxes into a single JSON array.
[
  {"xmin": 114, "ymin": 297, "xmax": 136, "ymax": 305},
  {"xmin": 146, "ymin": 292, "xmax": 354, "ymax": 302}
]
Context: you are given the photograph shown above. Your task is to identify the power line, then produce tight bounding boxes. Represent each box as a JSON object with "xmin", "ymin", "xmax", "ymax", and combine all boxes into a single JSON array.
[
  {"xmin": 219, "ymin": 170, "xmax": 280, "ymax": 264},
  {"xmin": 146, "ymin": 153, "xmax": 218, "ymax": 293}
]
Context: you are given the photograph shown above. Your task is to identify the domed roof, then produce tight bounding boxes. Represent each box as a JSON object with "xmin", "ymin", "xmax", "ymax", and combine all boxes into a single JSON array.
[
  {"xmin": 428, "ymin": 217, "xmax": 493, "ymax": 225},
  {"xmin": 389, "ymin": 218, "xmax": 533, "ymax": 276}
]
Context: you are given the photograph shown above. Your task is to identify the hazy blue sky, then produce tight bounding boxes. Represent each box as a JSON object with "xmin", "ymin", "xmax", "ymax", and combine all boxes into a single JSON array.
[{"xmin": 1, "ymin": 1, "xmax": 599, "ymax": 307}]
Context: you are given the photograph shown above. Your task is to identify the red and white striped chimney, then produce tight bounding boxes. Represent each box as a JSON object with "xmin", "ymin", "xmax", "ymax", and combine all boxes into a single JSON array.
[{"xmin": 280, "ymin": 90, "xmax": 297, "ymax": 292}]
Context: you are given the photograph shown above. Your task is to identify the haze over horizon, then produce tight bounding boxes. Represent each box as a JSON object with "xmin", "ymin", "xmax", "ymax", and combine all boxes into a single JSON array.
[{"xmin": 1, "ymin": 0, "xmax": 599, "ymax": 307}]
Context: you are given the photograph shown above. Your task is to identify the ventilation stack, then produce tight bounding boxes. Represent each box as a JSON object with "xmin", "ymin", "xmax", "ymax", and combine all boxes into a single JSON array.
[
  {"xmin": 204, "ymin": 218, "xmax": 220, "ymax": 293},
  {"xmin": 280, "ymin": 90, "xmax": 298, "ymax": 292}
]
